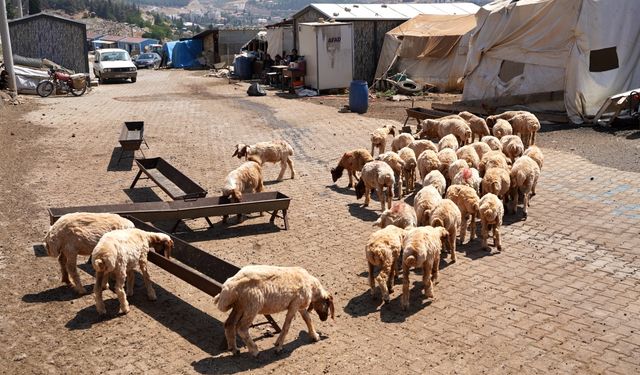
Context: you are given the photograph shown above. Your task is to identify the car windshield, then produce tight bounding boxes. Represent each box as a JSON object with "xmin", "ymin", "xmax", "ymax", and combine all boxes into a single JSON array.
[
  {"xmin": 139, "ymin": 54, "xmax": 155, "ymax": 59},
  {"xmin": 101, "ymin": 52, "xmax": 129, "ymax": 61}
]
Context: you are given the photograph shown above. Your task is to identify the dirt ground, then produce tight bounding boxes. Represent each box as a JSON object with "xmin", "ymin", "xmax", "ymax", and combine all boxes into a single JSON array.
[{"xmin": 1, "ymin": 70, "xmax": 640, "ymax": 374}]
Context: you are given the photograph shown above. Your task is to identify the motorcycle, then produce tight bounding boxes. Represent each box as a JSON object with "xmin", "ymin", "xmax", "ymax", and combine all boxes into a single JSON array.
[{"xmin": 36, "ymin": 68, "xmax": 87, "ymax": 97}]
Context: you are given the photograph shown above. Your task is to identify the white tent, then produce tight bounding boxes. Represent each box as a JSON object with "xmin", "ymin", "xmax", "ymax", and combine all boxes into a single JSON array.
[
  {"xmin": 375, "ymin": 14, "xmax": 477, "ymax": 92},
  {"xmin": 462, "ymin": 0, "xmax": 640, "ymax": 123},
  {"xmin": 266, "ymin": 25, "xmax": 294, "ymax": 59}
]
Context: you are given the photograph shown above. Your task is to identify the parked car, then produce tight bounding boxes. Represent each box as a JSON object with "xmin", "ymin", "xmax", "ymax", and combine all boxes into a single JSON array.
[
  {"xmin": 134, "ymin": 52, "xmax": 162, "ymax": 69},
  {"xmin": 93, "ymin": 48, "xmax": 137, "ymax": 83}
]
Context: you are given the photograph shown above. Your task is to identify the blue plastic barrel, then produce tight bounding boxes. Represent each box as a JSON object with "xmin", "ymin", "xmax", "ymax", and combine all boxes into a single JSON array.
[
  {"xmin": 349, "ymin": 80, "xmax": 369, "ymax": 114},
  {"xmin": 234, "ymin": 56, "xmax": 253, "ymax": 80}
]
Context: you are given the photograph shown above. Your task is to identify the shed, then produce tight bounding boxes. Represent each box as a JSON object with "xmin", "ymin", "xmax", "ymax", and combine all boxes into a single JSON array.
[
  {"xmin": 117, "ymin": 37, "xmax": 160, "ymax": 56},
  {"xmin": 291, "ymin": 3, "xmax": 479, "ymax": 83},
  {"xmin": 462, "ymin": 0, "xmax": 640, "ymax": 123},
  {"xmin": 192, "ymin": 29, "xmax": 220, "ymax": 66},
  {"xmin": 8, "ymin": 13, "xmax": 89, "ymax": 73}
]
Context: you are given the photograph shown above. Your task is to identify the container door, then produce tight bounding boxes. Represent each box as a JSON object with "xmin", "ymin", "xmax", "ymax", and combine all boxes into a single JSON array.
[
  {"xmin": 299, "ymin": 25, "xmax": 318, "ymax": 90},
  {"xmin": 316, "ymin": 24, "xmax": 353, "ymax": 90}
]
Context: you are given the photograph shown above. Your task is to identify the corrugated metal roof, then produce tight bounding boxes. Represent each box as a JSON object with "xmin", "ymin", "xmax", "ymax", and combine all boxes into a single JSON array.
[
  {"xmin": 98, "ymin": 35, "xmax": 126, "ymax": 42},
  {"xmin": 295, "ymin": 2, "xmax": 479, "ymax": 21},
  {"xmin": 119, "ymin": 37, "xmax": 152, "ymax": 44}
]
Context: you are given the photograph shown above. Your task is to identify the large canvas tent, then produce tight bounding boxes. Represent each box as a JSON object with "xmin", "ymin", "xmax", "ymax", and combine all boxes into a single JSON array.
[
  {"xmin": 375, "ymin": 14, "xmax": 477, "ymax": 92},
  {"xmin": 462, "ymin": 0, "xmax": 640, "ymax": 123}
]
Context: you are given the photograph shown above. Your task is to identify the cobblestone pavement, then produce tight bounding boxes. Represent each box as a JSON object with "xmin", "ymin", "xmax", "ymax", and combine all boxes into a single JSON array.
[{"xmin": 1, "ymin": 70, "xmax": 639, "ymax": 374}]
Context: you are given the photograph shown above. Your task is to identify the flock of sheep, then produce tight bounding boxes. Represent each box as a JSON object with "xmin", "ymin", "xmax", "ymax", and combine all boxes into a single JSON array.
[
  {"xmin": 331, "ymin": 110, "xmax": 543, "ymax": 309},
  {"xmin": 41, "ymin": 109, "xmax": 542, "ymax": 358}
]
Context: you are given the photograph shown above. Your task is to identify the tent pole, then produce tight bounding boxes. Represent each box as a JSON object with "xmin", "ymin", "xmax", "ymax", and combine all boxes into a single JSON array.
[{"xmin": 0, "ymin": 0, "xmax": 17, "ymax": 97}]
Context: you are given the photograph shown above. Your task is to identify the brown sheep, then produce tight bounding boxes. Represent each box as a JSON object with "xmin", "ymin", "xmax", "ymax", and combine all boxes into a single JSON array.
[
  {"xmin": 366, "ymin": 225, "xmax": 405, "ymax": 302},
  {"xmin": 331, "ymin": 148, "xmax": 374, "ymax": 188},
  {"xmin": 429, "ymin": 199, "xmax": 462, "ymax": 262}
]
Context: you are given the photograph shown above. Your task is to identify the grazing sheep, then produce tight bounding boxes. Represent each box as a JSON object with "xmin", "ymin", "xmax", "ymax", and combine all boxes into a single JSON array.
[
  {"xmin": 486, "ymin": 110, "xmax": 529, "ymax": 128},
  {"xmin": 414, "ymin": 185, "xmax": 443, "ymax": 226},
  {"xmin": 92, "ymin": 228, "xmax": 174, "ymax": 315},
  {"xmin": 481, "ymin": 167, "xmax": 511, "ymax": 201},
  {"xmin": 222, "ymin": 160, "xmax": 264, "ymax": 202},
  {"xmin": 370, "ymin": 124, "xmax": 397, "ymax": 156},
  {"xmin": 376, "ymin": 151, "xmax": 405, "ymax": 198},
  {"xmin": 448, "ymin": 159, "xmax": 470, "ymax": 182},
  {"xmin": 43, "ymin": 212, "xmax": 134, "ymax": 295},
  {"xmin": 452, "ymin": 167, "xmax": 482, "ymax": 194},
  {"xmin": 232, "ymin": 140, "xmax": 295, "ymax": 180},
  {"xmin": 366, "ymin": 225, "xmax": 405, "ymax": 302},
  {"xmin": 391, "ymin": 133, "xmax": 415, "ymax": 152},
  {"xmin": 501, "ymin": 135, "xmax": 525, "ymax": 163},
  {"xmin": 437, "ymin": 148, "xmax": 458, "ymax": 181},
  {"xmin": 214, "ymin": 265, "xmax": 334, "ymax": 357},
  {"xmin": 509, "ymin": 155, "xmax": 541, "ymax": 218},
  {"xmin": 374, "ymin": 202, "xmax": 417, "ymax": 229},
  {"xmin": 398, "ymin": 147, "xmax": 417, "ymax": 194},
  {"xmin": 458, "ymin": 111, "xmax": 490, "ymax": 142},
  {"xmin": 524, "ymin": 145, "xmax": 544, "ymax": 171},
  {"xmin": 470, "ymin": 141, "xmax": 492, "ymax": 160},
  {"xmin": 420, "ymin": 117, "xmax": 472, "ymax": 145},
  {"xmin": 355, "ymin": 161, "xmax": 395, "ymax": 211},
  {"xmin": 481, "ymin": 135, "xmax": 503, "ymax": 151},
  {"xmin": 422, "ymin": 170, "xmax": 447, "ymax": 197},
  {"xmin": 438, "ymin": 134, "xmax": 459, "ymax": 151},
  {"xmin": 492, "ymin": 119, "xmax": 513, "ymax": 139},
  {"xmin": 401, "ymin": 226, "xmax": 449, "ymax": 309},
  {"xmin": 446, "ymin": 185, "xmax": 480, "ymax": 244},
  {"xmin": 510, "ymin": 113, "xmax": 541, "ymax": 147},
  {"xmin": 479, "ymin": 193, "xmax": 504, "ymax": 251},
  {"xmin": 331, "ymin": 149, "xmax": 374, "ymax": 188},
  {"xmin": 479, "ymin": 150, "xmax": 510, "ymax": 177},
  {"xmin": 417, "ymin": 150, "xmax": 440, "ymax": 181},
  {"xmin": 456, "ymin": 145, "xmax": 481, "ymax": 169},
  {"xmin": 429, "ymin": 199, "xmax": 462, "ymax": 262},
  {"xmin": 408, "ymin": 139, "xmax": 438, "ymax": 158}
]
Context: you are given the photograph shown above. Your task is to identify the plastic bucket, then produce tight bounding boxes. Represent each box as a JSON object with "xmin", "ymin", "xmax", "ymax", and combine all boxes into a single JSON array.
[
  {"xmin": 234, "ymin": 56, "xmax": 253, "ymax": 80},
  {"xmin": 349, "ymin": 80, "xmax": 369, "ymax": 114}
]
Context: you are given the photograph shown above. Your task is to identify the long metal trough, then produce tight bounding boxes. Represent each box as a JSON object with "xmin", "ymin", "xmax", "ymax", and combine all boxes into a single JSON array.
[{"xmin": 130, "ymin": 157, "xmax": 208, "ymax": 200}]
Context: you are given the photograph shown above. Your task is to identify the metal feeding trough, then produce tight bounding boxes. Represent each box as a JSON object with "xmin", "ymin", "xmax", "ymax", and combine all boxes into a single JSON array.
[
  {"xmin": 130, "ymin": 157, "xmax": 208, "ymax": 201},
  {"xmin": 118, "ymin": 121, "xmax": 149, "ymax": 162}
]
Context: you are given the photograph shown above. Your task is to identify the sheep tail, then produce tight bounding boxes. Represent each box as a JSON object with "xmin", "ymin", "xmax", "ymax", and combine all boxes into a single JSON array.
[
  {"xmin": 93, "ymin": 259, "xmax": 105, "ymax": 272},
  {"xmin": 404, "ymin": 255, "xmax": 417, "ymax": 268},
  {"xmin": 215, "ymin": 289, "xmax": 237, "ymax": 312},
  {"xmin": 286, "ymin": 142, "xmax": 294, "ymax": 156}
]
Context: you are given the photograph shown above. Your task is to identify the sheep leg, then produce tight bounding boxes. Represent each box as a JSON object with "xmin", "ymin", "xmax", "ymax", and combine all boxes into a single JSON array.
[
  {"xmin": 277, "ymin": 161, "xmax": 286, "ymax": 181},
  {"xmin": 432, "ymin": 251, "xmax": 440, "ymax": 285},
  {"xmin": 368, "ymin": 262, "xmax": 376, "ymax": 298},
  {"xmin": 371, "ymin": 144, "xmax": 375, "ymax": 157},
  {"xmin": 139, "ymin": 259, "xmax": 157, "ymax": 301},
  {"xmin": 459, "ymin": 215, "xmax": 468, "ymax": 245},
  {"xmin": 377, "ymin": 261, "xmax": 392, "ymax": 302},
  {"xmin": 299, "ymin": 309, "xmax": 320, "ymax": 342},
  {"xmin": 376, "ymin": 186, "xmax": 385, "ymax": 211},
  {"xmin": 448, "ymin": 229, "xmax": 457, "ymax": 263},
  {"xmin": 522, "ymin": 190, "xmax": 529, "ymax": 219},
  {"xmin": 224, "ymin": 307, "xmax": 242, "ymax": 355},
  {"xmin": 238, "ymin": 310, "xmax": 260, "ymax": 357},
  {"xmin": 58, "ymin": 253, "xmax": 70, "ymax": 284},
  {"xmin": 532, "ymin": 175, "xmax": 539, "ymax": 197},
  {"xmin": 423, "ymin": 259, "xmax": 434, "ymax": 299},
  {"xmin": 481, "ymin": 222, "xmax": 490, "ymax": 251},
  {"xmin": 401, "ymin": 258, "xmax": 414, "ymax": 310},
  {"xmin": 389, "ymin": 255, "xmax": 398, "ymax": 294},
  {"xmin": 470, "ymin": 213, "xmax": 477, "ymax": 240},
  {"xmin": 65, "ymin": 253, "xmax": 87, "ymax": 295},
  {"xmin": 114, "ymin": 270, "xmax": 130, "ymax": 314},
  {"xmin": 364, "ymin": 187, "xmax": 371, "ymax": 207},
  {"xmin": 274, "ymin": 308, "xmax": 297, "ymax": 353},
  {"xmin": 347, "ymin": 170, "xmax": 354, "ymax": 188},
  {"xmin": 378, "ymin": 143, "xmax": 385, "ymax": 155},
  {"xmin": 287, "ymin": 159, "xmax": 296, "ymax": 179},
  {"xmin": 94, "ymin": 271, "xmax": 107, "ymax": 315},
  {"xmin": 126, "ymin": 269, "xmax": 135, "ymax": 297},
  {"xmin": 494, "ymin": 225, "xmax": 502, "ymax": 251},
  {"xmin": 510, "ymin": 188, "xmax": 519, "ymax": 215}
]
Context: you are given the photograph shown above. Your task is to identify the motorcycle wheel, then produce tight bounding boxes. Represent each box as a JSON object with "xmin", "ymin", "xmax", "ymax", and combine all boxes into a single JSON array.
[
  {"xmin": 70, "ymin": 83, "xmax": 87, "ymax": 96},
  {"xmin": 36, "ymin": 80, "xmax": 55, "ymax": 97}
]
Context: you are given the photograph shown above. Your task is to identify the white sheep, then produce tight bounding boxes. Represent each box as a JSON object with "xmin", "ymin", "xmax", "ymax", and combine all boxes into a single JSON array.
[
  {"xmin": 481, "ymin": 167, "xmax": 511, "ymax": 201},
  {"xmin": 524, "ymin": 145, "xmax": 544, "ymax": 171},
  {"xmin": 366, "ymin": 225, "xmax": 405, "ymax": 302},
  {"xmin": 509, "ymin": 155, "xmax": 541, "ymax": 218},
  {"xmin": 407, "ymin": 139, "xmax": 438, "ymax": 158},
  {"xmin": 214, "ymin": 265, "xmax": 334, "ymax": 357},
  {"xmin": 417, "ymin": 149, "xmax": 440, "ymax": 181},
  {"xmin": 92, "ymin": 228, "xmax": 174, "ymax": 315},
  {"xmin": 401, "ymin": 226, "xmax": 449, "ymax": 309},
  {"xmin": 456, "ymin": 145, "xmax": 481, "ymax": 169},
  {"xmin": 429, "ymin": 199, "xmax": 462, "ymax": 262},
  {"xmin": 375, "ymin": 151, "xmax": 405, "ymax": 199},
  {"xmin": 470, "ymin": 141, "xmax": 492, "ymax": 160},
  {"xmin": 481, "ymin": 135, "xmax": 503, "ymax": 151},
  {"xmin": 233, "ymin": 140, "xmax": 295, "ymax": 180},
  {"xmin": 398, "ymin": 147, "xmax": 417, "ymax": 194},
  {"xmin": 479, "ymin": 193, "xmax": 504, "ymax": 251},
  {"xmin": 370, "ymin": 124, "xmax": 397, "ymax": 156},
  {"xmin": 391, "ymin": 133, "xmax": 415, "ymax": 152},
  {"xmin": 452, "ymin": 167, "xmax": 482, "ymax": 194},
  {"xmin": 500, "ymin": 135, "xmax": 525, "ymax": 163},
  {"xmin": 479, "ymin": 150, "xmax": 510, "ymax": 177},
  {"xmin": 446, "ymin": 185, "xmax": 480, "ymax": 245},
  {"xmin": 355, "ymin": 160, "xmax": 395, "ymax": 211},
  {"xmin": 438, "ymin": 134, "xmax": 459, "ymax": 151},
  {"xmin": 222, "ymin": 160, "xmax": 264, "ymax": 202},
  {"xmin": 414, "ymin": 185, "xmax": 442, "ymax": 226},
  {"xmin": 437, "ymin": 148, "xmax": 458, "ymax": 181},
  {"xmin": 485, "ymin": 110, "xmax": 529, "ymax": 128},
  {"xmin": 492, "ymin": 119, "xmax": 513, "ymax": 139},
  {"xmin": 422, "ymin": 170, "xmax": 446, "ymax": 197},
  {"xmin": 331, "ymin": 148, "xmax": 374, "ymax": 188},
  {"xmin": 43, "ymin": 212, "xmax": 134, "ymax": 294},
  {"xmin": 374, "ymin": 201, "xmax": 417, "ymax": 229},
  {"xmin": 458, "ymin": 111, "xmax": 490, "ymax": 142},
  {"xmin": 510, "ymin": 113, "xmax": 541, "ymax": 147},
  {"xmin": 420, "ymin": 116, "xmax": 472, "ymax": 145},
  {"xmin": 448, "ymin": 159, "xmax": 470, "ymax": 182}
]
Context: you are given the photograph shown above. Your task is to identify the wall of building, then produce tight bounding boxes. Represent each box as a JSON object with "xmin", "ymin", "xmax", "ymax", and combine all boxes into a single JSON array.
[{"xmin": 218, "ymin": 29, "xmax": 260, "ymax": 65}]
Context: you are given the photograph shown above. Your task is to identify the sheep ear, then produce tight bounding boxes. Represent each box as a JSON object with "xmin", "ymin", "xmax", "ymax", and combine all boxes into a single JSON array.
[
  {"xmin": 232, "ymin": 148, "xmax": 239, "ymax": 157},
  {"xmin": 327, "ymin": 295, "xmax": 335, "ymax": 320}
]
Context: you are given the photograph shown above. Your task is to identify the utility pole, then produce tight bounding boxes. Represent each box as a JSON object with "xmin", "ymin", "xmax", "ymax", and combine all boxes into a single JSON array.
[{"xmin": 0, "ymin": 0, "xmax": 17, "ymax": 96}]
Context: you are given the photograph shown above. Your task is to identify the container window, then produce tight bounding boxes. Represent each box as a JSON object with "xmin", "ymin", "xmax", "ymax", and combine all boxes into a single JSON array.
[
  {"xmin": 589, "ymin": 47, "xmax": 619, "ymax": 72},
  {"xmin": 498, "ymin": 60, "xmax": 525, "ymax": 82}
]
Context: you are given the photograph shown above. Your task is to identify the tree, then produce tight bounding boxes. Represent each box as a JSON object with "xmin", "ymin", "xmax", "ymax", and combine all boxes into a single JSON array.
[{"xmin": 29, "ymin": 0, "xmax": 41, "ymax": 14}]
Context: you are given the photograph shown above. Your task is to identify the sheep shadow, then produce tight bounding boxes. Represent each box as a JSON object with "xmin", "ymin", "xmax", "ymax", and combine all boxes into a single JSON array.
[
  {"xmin": 191, "ymin": 331, "xmax": 327, "ymax": 374},
  {"xmin": 326, "ymin": 184, "xmax": 356, "ymax": 197},
  {"xmin": 457, "ymin": 238, "xmax": 497, "ymax": 261},
  {"xmin": 32, "ymin": 244, "xmax": 47, "ymax": 257},
  {"xmin": 343, "ymin": 285, "xmax": 432, "ymax": 323},
  {"xmin": 347, "ymin": 203, "xmax": 380, "ymax": 222},
  {"xmin": 122, "ymin": 187, "xmax": 165, "ymax": 203},
  {"xmin": 107, "ymin": 147, "xmax": 136, "ymax": 172},
  {"xmin": 23, "ymin": 285, "xmax": 88, "ymax": 303}
]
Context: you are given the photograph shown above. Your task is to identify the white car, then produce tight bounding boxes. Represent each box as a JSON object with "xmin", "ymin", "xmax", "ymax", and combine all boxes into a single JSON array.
[{"xmin": 93, "ymin": 48, "xmax": 137, "ymax": 83}]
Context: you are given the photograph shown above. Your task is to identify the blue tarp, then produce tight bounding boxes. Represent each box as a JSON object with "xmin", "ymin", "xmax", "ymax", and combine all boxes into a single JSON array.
[{"xmin": 162, "ymin": 39, "xmax": 203, "ymax": 68}]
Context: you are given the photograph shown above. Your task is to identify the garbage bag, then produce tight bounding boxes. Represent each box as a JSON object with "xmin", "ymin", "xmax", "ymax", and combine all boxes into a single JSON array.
[{"xmin": 247, "ymin": 83, "xmax": 266, "ymax": 96}]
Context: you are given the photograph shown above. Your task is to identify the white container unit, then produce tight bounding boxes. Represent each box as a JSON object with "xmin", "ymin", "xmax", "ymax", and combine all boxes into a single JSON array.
[{"xmin": 298, "ymin": 22, "xmax": 353, "ymax": 91}]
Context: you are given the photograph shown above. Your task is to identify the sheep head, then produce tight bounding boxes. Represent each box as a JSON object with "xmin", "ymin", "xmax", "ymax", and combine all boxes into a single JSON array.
[
  {"xmin": 330, "ymin": 165, "xmax": 344, "ymax": 182},
  {"xmin": 436, "ymin": 226, "xmax": 449, "ymax": 244},
  {"xmin": 388, "ymin": 125, "xmax": 396, "ymax": 137},
  {"xmin": 355, "ymin": 179, "xmax": 366, "ymax": 199},
  {"xmin": 309, "ymin": 294, "xmax": 335, "ymax": 322},
  {"xmin": 232, "ymin": 144, "xmax": 248, "ymax": 159}
]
